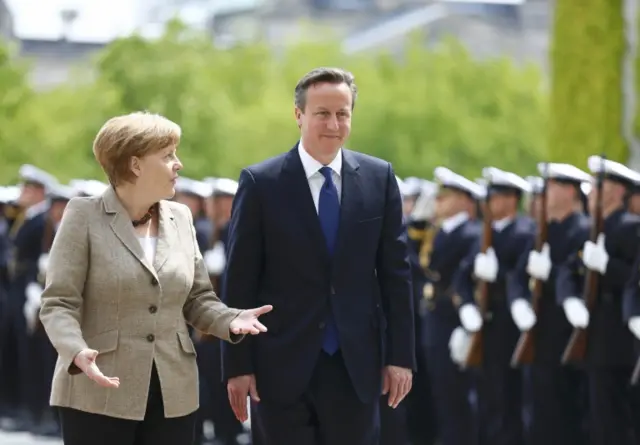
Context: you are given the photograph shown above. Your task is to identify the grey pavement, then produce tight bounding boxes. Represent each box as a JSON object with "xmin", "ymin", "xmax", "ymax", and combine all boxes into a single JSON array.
[{"xmin": 0, "ymin": 431, "xmax": 62, "ymax": 445}]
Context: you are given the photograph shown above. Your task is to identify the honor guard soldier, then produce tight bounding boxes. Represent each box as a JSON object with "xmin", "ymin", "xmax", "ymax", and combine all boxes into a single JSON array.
[
  {"xmin": 557, "ymin": 156, "xmax": 640, "ymax": 445},
  {"xmin": 173, "ymin": 176, "xmax": 223, "ymax": 445},
  {"xmin": 420, "ymin": 167, "xmax": 483, "ymax": 445},
  {"xmin": 0, "ymin": 187, "xmax": 14, "ymax": 313},
  {"xmin": 0, "ymin": 165, "xmax": 58, "ymax": 432},
  {"xmin": 511, "ymin": 163, "xmax": 591, "ymax": 445},
  {"xmin": 403, "ymin": 179, "xmax": 440, "ymax": 445},
  {"xmin": 200, "ymin": 177, "xmax": 244, "ymax": 445},
  {"xmin": 399, "ymin": 176, "xmax": 424, "ymax": 218},
  {"xmin": 624, "ymin": 172, "xmax": 640, "ymax": 215},
  {"xmin": 524, "ymin": 176, "xmax": 544, "ymax": 219},
  {"xmin": 380, "ymin": 177, "xmax": 436, "ymax": 445},
  {"xmin": 454, "ymin": 167, "xmax": 534, "ymax": 445},
  {"xmin": 24, "ymin": 182, "xmax": 78, "ymax": 438},
  {"xmin": 69, "ymin": 179, "xmax": 108, "ymax": 198},
  {"xmin": 174, "ymin": 177, "xmax": 214, "ymax": 252}
]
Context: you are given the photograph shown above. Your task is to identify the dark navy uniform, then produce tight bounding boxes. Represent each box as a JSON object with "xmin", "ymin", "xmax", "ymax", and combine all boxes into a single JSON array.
[
  {"xmin": 404, "ymin": 219, "xmax": 438, "ymax": 445},
  {"xmin": 25, "ymin": 184, "xmax": 78, "ymax": 437},
  {"xmin": 0, "ymin": 200, "xmax": 48, "ymax": 425},
  {"xmin": 557, "ymin": 208, "xmax": 640, "ymax": 444},
  {"xmin": 191, "ymin": 177, "xmax": 244, "ymax": 445},
  {"xmin": 512, "ymin": 212, "xmax": 589, "ymax": 445},
  {"xmin": 457, "ymin": 167, "xmax": 535, "ymax": 445},
  {"xmin": 458, "ymin": 215, "xmax": 533, "ymax": 445},
  {"xmin": 418, "ymin": 167, "xmax": 485, "ymax": 445},
  {"xmin": 557, "ymin": 156, "xmax": 640, "ymax": 445},
  {"xmin": 424, "ymin": 214, "xmax": 480, "ymax": 445}
]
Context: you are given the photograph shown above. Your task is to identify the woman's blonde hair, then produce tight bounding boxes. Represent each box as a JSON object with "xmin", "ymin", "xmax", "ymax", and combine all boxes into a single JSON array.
[{"xmin": 93, "ymin": 111, "xmax": 181, "ymax": 186}]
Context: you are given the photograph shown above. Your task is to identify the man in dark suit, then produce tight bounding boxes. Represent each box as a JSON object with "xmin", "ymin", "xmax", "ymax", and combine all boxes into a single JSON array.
[{"xmin": 222, "ymin": 67, "xmax": 416, "ymax": 445}]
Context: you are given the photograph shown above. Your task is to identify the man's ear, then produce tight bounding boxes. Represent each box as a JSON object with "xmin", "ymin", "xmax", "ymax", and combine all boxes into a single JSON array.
[{"xmin": 295, "ymin": 107, "xmax": 302, "ymax": 129}]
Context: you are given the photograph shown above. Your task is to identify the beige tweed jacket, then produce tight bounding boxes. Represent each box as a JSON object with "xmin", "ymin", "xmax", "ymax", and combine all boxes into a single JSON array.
[{"xmin": 39, "ymin": 186, "xmax": 243, "ymax": 421}]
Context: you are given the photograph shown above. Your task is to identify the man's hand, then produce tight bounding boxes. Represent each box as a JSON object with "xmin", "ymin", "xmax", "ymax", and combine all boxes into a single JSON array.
[
  {"xmin": 382, "ymin": 365, "xmax": 412, "ymax": 408},
  {"xmin": 227, "ymin": 374, "xmax": 260, "ymax": 422}
]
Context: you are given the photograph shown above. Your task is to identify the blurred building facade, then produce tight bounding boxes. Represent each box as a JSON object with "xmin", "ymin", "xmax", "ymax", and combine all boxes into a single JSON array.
[{"xmin": 0, "ymin": 0, "xmax": 13, "ymax": 39}]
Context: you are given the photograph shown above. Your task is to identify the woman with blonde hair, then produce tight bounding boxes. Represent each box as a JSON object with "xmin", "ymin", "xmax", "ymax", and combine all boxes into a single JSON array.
[{"xmin": 39, "ymin": 111, "xmax": 272, "ymax": 445}]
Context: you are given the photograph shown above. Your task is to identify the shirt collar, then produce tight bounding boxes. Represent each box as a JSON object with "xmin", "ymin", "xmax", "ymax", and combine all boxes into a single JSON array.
[
  {"xmin": 492, "ymin": 217, "xmax": 514, "ymax": 232},
  {"xmin": 25, "ymin": 200, "xmax": 49, "ymax": 220},
  {"xmin": 298, "ymin": 140, "xmax": 342, "ymax": 179},
  {"xmin": 441, "ymin": 211, "xmax": 469, "ymax": 233}
]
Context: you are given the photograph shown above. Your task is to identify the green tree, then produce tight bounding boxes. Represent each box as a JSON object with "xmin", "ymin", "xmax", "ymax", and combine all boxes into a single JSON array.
[
  {"xmin": 548, "ymin": 0, "xmax": 626, "ymax": 165},
  {"xmin": 1, "ymin": 23, "xmax": 548, "ymax": 183},
  {"xmin": 0, "ymin": 40, "xmax": 35, "ymax": 181}
]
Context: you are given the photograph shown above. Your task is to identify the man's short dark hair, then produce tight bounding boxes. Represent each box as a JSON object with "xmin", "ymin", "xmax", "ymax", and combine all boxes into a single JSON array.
[{"xmin": 294, "ymin": 67, "xmax": 358, "ymax": 111}]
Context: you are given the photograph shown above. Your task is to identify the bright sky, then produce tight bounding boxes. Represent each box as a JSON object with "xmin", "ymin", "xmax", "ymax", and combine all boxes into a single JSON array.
[
  {"xmin": 5, "ymin": 0, "xmax": 263, "ymax": 42},
  {"xmin": 6, "ymin": 0, "xmax": 139, "ymax": 42}
]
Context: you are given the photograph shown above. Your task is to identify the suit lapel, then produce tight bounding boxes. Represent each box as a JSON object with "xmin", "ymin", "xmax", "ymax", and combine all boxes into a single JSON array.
[
  {"xmin": 102, "ymin": 187, "xmax": 157, "ymax": 279},
  {"xmin": 334, "ymin": 150, "xmax": 362, "ymax": 259},
  {"xmin": 154, "ymin": 202, "xmax": 177, "ymax": 272},
  {"xmin": 281, "ymin": 145, "xmax": 330, "ymax": 260}
]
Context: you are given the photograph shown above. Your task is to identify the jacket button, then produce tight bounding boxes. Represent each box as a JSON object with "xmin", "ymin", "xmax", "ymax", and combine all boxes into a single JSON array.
[
  {"xmin": 330, "ymin": 286, "xmax": 336, "ymax": 295},
  {"xmin": 151, "ymin": 277, "xmax": 158, "ymax": 286},
  {"xmin": 147, "ymin": 334, "xmax": 155, "ymax": 342},
  {"xmin": 149, "ymin": 305, "xmax": 157, "ymax": 314},
  {"xmin": 319, "ymin": 322, "xmax": 326, "ymax": 329}
]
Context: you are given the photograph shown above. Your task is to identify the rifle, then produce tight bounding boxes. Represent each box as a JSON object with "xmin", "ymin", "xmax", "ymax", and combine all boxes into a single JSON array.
[
  {"xmin": 463, "ymin": 190, "xmax": 493, "ymax": 368},
  {"xmin": 511, "ymin": 165, "xmax": 549, "ymax": 367},
  {"xmin": 561, "ymin": 156, "xmax": 606, "ymax": 365},
  {"xmin": 631, "ymin": 355, "xmax": 640, "ymax": 385}
]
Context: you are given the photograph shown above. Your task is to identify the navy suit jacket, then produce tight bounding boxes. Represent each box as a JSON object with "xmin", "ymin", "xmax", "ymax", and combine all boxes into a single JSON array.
[{"xmin": 222, "ymin": 144, "xmax": 415, "ymax": 404}]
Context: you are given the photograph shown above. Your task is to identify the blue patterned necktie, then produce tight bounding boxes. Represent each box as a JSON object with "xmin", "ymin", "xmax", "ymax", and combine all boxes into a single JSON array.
[{"xmin": 318, "ymin": 166, "xmax": 340, "ymax": 354}]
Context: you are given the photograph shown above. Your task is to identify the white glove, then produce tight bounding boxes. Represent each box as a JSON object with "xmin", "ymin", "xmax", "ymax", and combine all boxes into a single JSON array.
[
  {"xmin": 562, "ymin": 297, "xmax": 589, "ymax": 328},
  {"xmin": 458, "ymin": 304, "xmax": 483, "ymax": 332},
  {"xmin": 473, "ymin": 247, "xmax": 498, "ymax": 282},
  {"xmin": 582, "ymin": 234, "xmax": 609, "ymax": 274},
  {"xmin": 449, "ymin": 326, "xmax": 472, "ymax": 366},
  {"xmin": 629, "ymin": 317, "xmax": 640, "ymax": 340},
  {"xmin": 38, "ymin": 253, "xmax": 49, "ymax": 276},
  {"xmin": 204, "ymin": 242, "xmax": 226, "ymax": 275},
  {"xmin": 24, "ymin": 282, "xmax": 43, "ymax": 334},
  {"xmin": 510, "ymin": 298, "xmax": 536, "ymax": 331},
  {"xmin": 526, "ymin": 243, "xmax": 551, "ymax": 281}
]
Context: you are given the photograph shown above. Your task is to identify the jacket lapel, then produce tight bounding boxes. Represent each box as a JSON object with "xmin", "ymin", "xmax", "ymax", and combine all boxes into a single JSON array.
[
  {"xmin": 333, "ymin": 149, "xmax": 362, "ymax": 260},
  {"xmin": 102, "ymin": 187, "xmax": 157, "ymax": 279},
  {"xmin": 281, "ymin": 145, "xmax": 330, "ymax": 261}
]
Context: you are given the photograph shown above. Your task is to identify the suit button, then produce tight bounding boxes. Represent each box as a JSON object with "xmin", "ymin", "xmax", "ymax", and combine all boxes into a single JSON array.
[
  {"xmin": 330, "ymin": 286, "xmax": 336, "ymax": 295},
  {"xmin": 147, "ymin": 334, "xmax": 155, "ymax": 342},
  {"xmin": 319, "ymin": 322, "xmax": 326, "ymax": 329},
  {"xmin": 151, "ymin": 277, "xmax": 158, "ymax": 286},
  {"xmin": 149, "ymin": 305, "xmax": 157, "ymax": 314}
]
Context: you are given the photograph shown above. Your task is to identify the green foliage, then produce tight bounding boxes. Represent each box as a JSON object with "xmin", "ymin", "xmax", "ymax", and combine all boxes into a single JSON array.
[
  {"xmin": 549, "ymin": 0, "xmax": 626, "ymax": 165},
  {"xmin": 0, "ymin": 21, "xmax": 547, "ymax": 184}
]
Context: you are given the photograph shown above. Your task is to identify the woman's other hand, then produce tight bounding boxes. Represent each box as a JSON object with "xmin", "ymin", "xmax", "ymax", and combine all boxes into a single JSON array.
[{"xmin": 73, "ymin": 348, "xmax": 120, "ymax": 388}]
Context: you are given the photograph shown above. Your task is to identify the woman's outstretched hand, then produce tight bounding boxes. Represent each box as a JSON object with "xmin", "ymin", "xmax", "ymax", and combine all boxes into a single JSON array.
[{"xmin": 229, "ymin": 305, "xmax": 273, "ymax": 335}]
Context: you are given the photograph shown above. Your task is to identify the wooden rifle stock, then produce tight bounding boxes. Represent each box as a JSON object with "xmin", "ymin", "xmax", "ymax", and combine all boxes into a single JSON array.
[
  {"xmin": 561, "ymin": 158, "xmax": 606, "ymax": 365},
  {"xmin": 511, "ymin": 168, "xmax": 549, "ymax": 367},
  {"xmin": 463, "ymin": 197, "xmax": 493, "ymax": 368}
]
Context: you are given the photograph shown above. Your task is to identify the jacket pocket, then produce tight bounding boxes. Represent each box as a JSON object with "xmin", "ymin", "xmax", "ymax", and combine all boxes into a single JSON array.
[
  {"xmin": 86, "ymin": 330, "xmax": 119, "ymax": 354},
  {"xmin": 177, "ymin": 332, "xmax": 197, "ymax": 357}
]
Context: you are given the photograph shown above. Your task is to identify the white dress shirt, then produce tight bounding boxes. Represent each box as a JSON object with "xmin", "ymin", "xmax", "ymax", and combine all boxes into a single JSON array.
[
  {"xmin": 298, "ymin": 141, "xmax": 343, "ymax": 213},
  {"xmin": 138, "ymin": 236, "xmax": 158, "ymax": 266}
]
